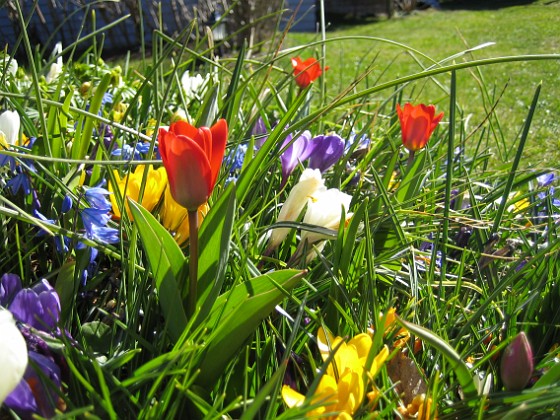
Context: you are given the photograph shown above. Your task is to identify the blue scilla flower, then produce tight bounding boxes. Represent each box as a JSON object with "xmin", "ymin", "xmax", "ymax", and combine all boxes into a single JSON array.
[
  {"xmin": 537, "ymin": 172, "xmax": 555, "ymax": 188},
  {"xmin": 111, "ymin": 142, "xmax": 151, "ymax": 161},
  {"xmin": 344, "ymin": 132, "xmax": 370, "ymax": 155},
  {"xmin": 101, "ymin": 92, "xmax": 113, "ymax": 106},
  {"xmin": 84, "ymin": 186, "xmax": 112, "ymax": 211},
  {"xmin": 89, "ymin": 225, "xmax": 119, "ymax": 244},
  {"xmin": 81, "ymin": 207, "xmax": 111, "ymax": 231},
  {"xmin": 61, "ymin": 195, "xmax": 73, "ymax": 213},
  {"xmin": 224, "ymin": 144, "xmax": 247, "ymax": 173},
  {"xmin": 6, "ymin": 169, "xmax": 31, "ymax": 195}
]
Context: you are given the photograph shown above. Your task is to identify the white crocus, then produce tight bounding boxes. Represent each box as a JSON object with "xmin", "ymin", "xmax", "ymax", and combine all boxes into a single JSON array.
[
  {"xmin": 46, "ymin": 42, "xmax": 63, "ymax": 83},
  {"xmin": 298, "ymin": 188, "xmax": 353, "ymax": 261},
  {"xmin": 0, "ymin": 308, "xmax": 28, "ymax": 405},
  {"xmin": 1, "ymin": 55, "xmax": 18, "ymax": 76},
  {"xmin": 180, "ymin": 71, "xmax": 209, "ymax": 103},
  {"xmin": 0, "ymin": 110, "xmax": 21, "ymax": 148},
  {"xmin": 267, "ymin": 168, "xmax": 325, "ymax": 252}
]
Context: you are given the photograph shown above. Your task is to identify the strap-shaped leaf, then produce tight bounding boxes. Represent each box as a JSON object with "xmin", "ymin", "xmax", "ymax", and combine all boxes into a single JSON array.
[
  {"xmin": 197, "ymin": 269, "xmax": 305, "ymax": 387},
  {"xmin": 397, "ymin": 316, "xmax": 478, "ymax": 401},
  {"xmin": 128, "ymin": 199, "xmax": 188, "ymax": 341},
  {"xmin": 196, "ymin": 182, "xmax": 236, "ymax": 325}
]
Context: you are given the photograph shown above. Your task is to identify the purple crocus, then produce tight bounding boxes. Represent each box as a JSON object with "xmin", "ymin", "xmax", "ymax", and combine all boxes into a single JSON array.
[
  {"xmin": 252, "ymin": 117, "xmax": 269, "ymax": 149},
  {"xmin": 9, "ymin": 279, "xmax": 61, "ymax": 332},
  {"xmin": 4, "ymin": 351, "xmax": 62, "ymax": 418},
  {"xmin": 0, "ymin": 273, "xmax": 22, "ymax": 306},
  {"xmin": 1, "ymin": 274, "xmax": 65, "ymax": 417},
  {"xmin": 280, "ymin": 130, "xmax": 312, "ymax": 187},
  {"xmin": 307, "ymin": 134, "xmax": 345, "ymax": 173}
]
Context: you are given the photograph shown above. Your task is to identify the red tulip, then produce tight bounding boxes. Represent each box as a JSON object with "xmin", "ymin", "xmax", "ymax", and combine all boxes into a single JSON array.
[
  {"xmin": 397, "ymin": 103, "xmax": 444, "ymax": 152},
  {"xmin": 158, "ymin": 119, "xmax": 228, "ymax": 211},
  {"xmin": 291, "ymin": 57, "xmax": 328, "ymax": 89}
]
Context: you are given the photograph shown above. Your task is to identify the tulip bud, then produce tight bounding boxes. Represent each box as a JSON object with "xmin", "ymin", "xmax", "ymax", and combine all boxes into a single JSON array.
[
  {"xmin": 500, "ymin": 331, "xmax": 534, "ymax": 391},
  {"xmin": 80, "ymin": 81, "xmax": 92, "ymax": 96},
  {"xmin": 0, "ymin": 110, "xmax": 21, "ymax": 147}
]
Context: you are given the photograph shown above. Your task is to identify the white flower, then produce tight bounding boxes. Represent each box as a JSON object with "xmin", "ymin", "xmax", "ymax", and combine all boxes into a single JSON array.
[
  {"xmin": 0, "ymin": 308, "xmax": 28, "ymax": 405},
  {"xmin": 180, "ymin": 71, "xmax": 209, "ymax": 103},
  {"xmin": 301, "ymin": 188, "xmax": 353, "ymax": 246},
  {"xmin": 1, "ymin": 55, "xmax": 18, "ymax": 76},
  {"xmin": 268, "ymin": 168, "xmax": 325, "ymax": 251},
  {"xmin": 0, "ymin": 110, "xmax": 21, "ymax": 147},
  {"xmin": 46, "ymin": 42, "xmax": 63, "ymax": 83}
]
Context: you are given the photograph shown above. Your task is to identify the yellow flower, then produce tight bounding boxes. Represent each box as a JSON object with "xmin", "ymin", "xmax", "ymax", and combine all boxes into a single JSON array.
[
  {"xmin": 160, "ymin": 187, "xmax": 208, "ymax": 246},
  {"xmin": 283, "ymin": 327, "xmax": 389, "ymax": 419},
  {"xmin": 109, "ymin": 165, "xmax": 167, "ymax": 219}
]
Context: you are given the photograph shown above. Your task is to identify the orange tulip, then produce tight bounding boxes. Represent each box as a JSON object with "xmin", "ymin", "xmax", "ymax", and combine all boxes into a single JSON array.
[
  {"xmin": 158, "ymin": 119, "xmax": 228, "ymax": 211},
  {"xmin": 291, "ymin": 57, "xmax": 328, "ymax": 89},
  {"xmin": 396, "ymin": 103, "xmax": 443, "ymax": 152}
]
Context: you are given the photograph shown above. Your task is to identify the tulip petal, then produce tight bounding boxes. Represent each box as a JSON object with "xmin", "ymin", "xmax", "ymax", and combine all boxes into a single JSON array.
[{"xmin": 209, "ymin": 119, "xmax": 228, "ymax": 187}]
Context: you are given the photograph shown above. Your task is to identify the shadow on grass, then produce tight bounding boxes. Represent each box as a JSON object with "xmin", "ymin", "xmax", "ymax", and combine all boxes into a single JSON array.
[{"xmin": 440, "ymin": 0, "xmax": 540, "ymax": 10}]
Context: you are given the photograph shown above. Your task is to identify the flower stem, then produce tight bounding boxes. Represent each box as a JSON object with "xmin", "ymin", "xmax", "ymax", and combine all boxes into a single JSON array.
[
  {"xmin": 187, "ymin": 209, "xmax": 199, "ymax": 318},
  {"xmin": 407, "ymin": 150, "xmax": 415, "ymax": 168}
]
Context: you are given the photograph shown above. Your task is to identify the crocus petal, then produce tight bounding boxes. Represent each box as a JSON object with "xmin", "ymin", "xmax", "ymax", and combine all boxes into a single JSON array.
[
  {"xmin": 0, "ymin": 309, "xmax": 28, "ymax": 405},
  {"xmin": 268, "ymin": 168, "xmax": 325, "ymax": 251},
  {"xmin": 281, "ymin": 385, "xmax": 306, "ymax": 408},
  {"xmin": 9, "ymin": 289, "xmax": 44, "ymax": 330},
  {"xmin": 0, "ymin": 273, "xmax": 22, "ymax": 306},
  {"xmin": 500, "ymin": 331, "xmax": 534, "ymax": 391},
  {"xmin": 0, "ymin": 110, "xmax": 21, "ymax": 146},
  {"xmin": 307, "ymin": 134, "xmax": 345, "ymax": 172}
]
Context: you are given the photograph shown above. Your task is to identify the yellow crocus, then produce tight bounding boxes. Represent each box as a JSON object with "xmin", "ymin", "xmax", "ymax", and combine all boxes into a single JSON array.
[
  {"xmin": 283, "ymin": 327, "xmax": 389, "ymax": 419},
  {"xmin": 160, "ymin": 187, "xmax": 208, "ymax": 246},
  {"xmin": 109, "ymin": 165, "xmax": 167, "ymax": 219}
]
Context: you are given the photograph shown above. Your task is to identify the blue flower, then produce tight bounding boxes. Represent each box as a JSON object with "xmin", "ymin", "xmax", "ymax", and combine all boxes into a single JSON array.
[
  {"xmin": 537, "ymin": 172, "xmax": 555, "ymax": 188},
  {"xmin": 84, "ymin": 186, "xmax": 112, "ymax": 211},
  {"xmin": 82, "ymin": 207, "xmax": 111, "ymax": 231},
  {"xmin": 344, "ymin": 132, "xmax": 370, "ymax": 155},
  {"xmin": 111, "ymin": 142, "xmax": 151, "ymax": 160}
]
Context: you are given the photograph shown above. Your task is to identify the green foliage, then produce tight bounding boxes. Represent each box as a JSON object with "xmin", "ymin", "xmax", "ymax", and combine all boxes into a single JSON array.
[{"xmin": 0, "ymin": 1, "xmax": 559, "ymax": 419}]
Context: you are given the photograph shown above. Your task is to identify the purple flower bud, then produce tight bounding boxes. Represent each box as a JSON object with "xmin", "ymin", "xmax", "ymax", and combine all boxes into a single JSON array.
[
  {"xmin": 500, "ymin": 331, "xmax": 534, "ymax": 391},
  {"xmin": 0, "ymin": 273, "xmax": 22, "ymax": 306},
  {"xmin": 307, "ymin": 134, "xmax": 345, "ymax": 173},
  {"xmin": 252, "ymin": 117, "xmax": 269, "ymax": 149}
]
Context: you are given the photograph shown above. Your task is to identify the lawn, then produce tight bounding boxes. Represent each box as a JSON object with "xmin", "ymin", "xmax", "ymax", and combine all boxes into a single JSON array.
[{"xmin": 287, "ymin": 0, "xmax": 560, "ymax": 167}]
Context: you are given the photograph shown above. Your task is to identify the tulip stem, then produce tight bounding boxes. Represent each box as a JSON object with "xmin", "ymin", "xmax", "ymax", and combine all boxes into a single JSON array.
[
  {"xmin": 407, "ymin": 150, "xmax": 415, "ymax": 168},
  {"xmin": 187, "ymin": 209, "xmax": 199, "ymax": 318}
]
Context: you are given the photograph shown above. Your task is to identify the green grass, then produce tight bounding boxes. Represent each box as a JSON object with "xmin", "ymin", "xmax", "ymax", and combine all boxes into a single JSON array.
[{"xmin": 287, "ymin": 0, "xmax": 560, "ymax": 167}]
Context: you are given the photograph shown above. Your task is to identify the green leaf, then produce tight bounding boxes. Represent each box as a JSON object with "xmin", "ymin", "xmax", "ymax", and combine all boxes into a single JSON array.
[
  {"xmin": 395, "ymin": 150, "xmax": 427, "ymax": 206},
  {"xmin": 81, "ymin": 321, "xmax": 113, "ymax": 353},
  {"xmin": 128, "ymin": 199, "xmax": 188, "ymax": 341},
  {"xmin": 240, "ymin": 363, "xmax": 287, "ymax": 420},
  {"xmin": 197, "ymin": 269, "xmax": 305, "ymax": 388},
  {"xmin": 397, "ymin": 316, "xmax": 478, "ymax": 401},
  {"xmin": 196, "ymin": 182, "xmax": 236, "ymax": 325},
  {"xmin": 72, "ymin": 71, "xmax": 112, "ymax": 159},
  {"xmin": 54, "ymin": 260, "xmax": 77, "ymax": 325}
]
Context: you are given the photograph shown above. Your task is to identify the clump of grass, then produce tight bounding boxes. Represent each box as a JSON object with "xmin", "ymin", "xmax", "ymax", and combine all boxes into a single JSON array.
[{"xmin": 0, "ymin": 1, "xmax": 559, "ymax": 419}]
